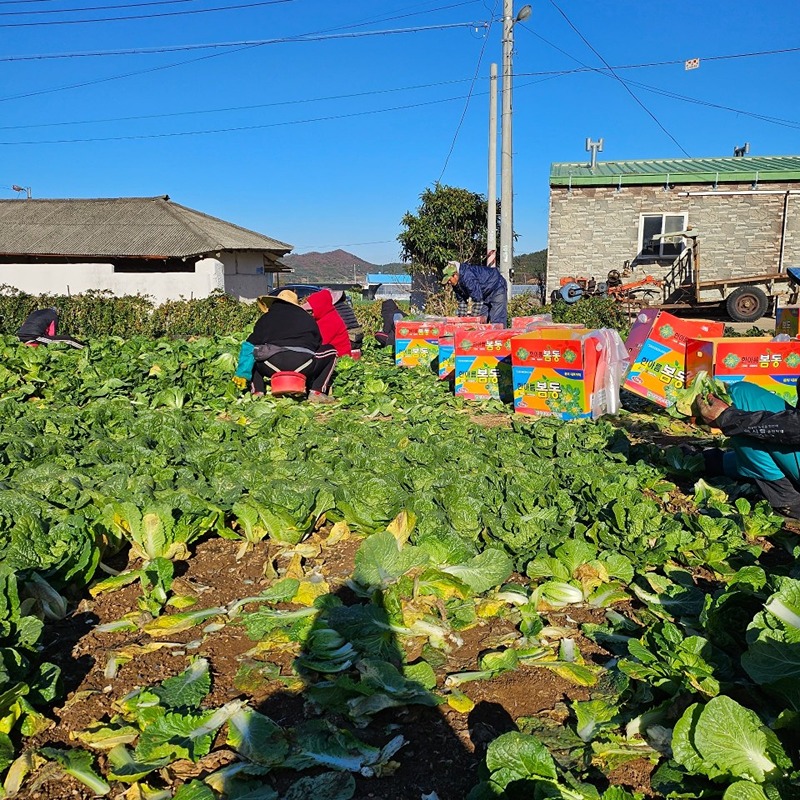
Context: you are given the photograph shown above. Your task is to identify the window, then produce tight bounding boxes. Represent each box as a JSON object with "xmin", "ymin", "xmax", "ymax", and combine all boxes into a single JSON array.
[{"xmin": 638, "ymin": 213, "xmax": 687, "ymax": 258}]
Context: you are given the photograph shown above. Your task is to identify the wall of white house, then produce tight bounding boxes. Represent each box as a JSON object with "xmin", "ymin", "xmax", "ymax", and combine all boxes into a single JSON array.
[
  {"xmin": 220, "ymin": 251, "xmax": 276, "ymax": 300},
  {"xmin": 0, "ymin": 250, "xmax": 281, "ymax": 304}
]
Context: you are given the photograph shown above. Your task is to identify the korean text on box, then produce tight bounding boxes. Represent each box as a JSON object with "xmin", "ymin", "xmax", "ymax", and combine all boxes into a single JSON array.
[
  {"xmin": 394, "ymin": 319, "xmax": 444, "ymax": 368},
  {"xmin": 623, "ymin": 309, "xmax": 725, "ymax": 407},
  {"xmin": 511, "ymin": 329, "xmax": 599, "ymax": 419},
  {"xmin": 454, "ymin": 329, "xmax": 519, "ymax": 401},
  {"xmin": 686, "ymin": 336, "xmax": 800, "ymax": 403}
]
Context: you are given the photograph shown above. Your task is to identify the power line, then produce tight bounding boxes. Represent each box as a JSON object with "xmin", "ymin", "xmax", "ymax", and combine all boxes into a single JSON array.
[
  {"xmin": 0, "ymin": 20, "xmax": 487, "ymax": 60},
  {"xmin": 0, "ymin": 92, "xmax": 477, "ymax": 145},
  {"xmin": 0, "ymin": 0, "xmax": 193, "ymax": 16},
  {"xmin": 547, "ymin": 0, "xmax": 690, "ymax": 157},
  {"xmin": 437, "ymin": 0, "xmax": 496, "ymax": 182},
  {"xmin": 516, "ymin": 25, "xmax": 800, "ymax": 132},
  {"xmin": 0, "ymin": 78, "xmax": 474, "ymax": 129},
  {"xmin": 0, "ymin": 0, "xmax": 291, "ymax": 26}
]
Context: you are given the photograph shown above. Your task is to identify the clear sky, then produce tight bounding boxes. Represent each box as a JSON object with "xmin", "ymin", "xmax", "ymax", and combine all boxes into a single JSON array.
[{"xmin": 1, "ymin": 0, "xmax": 798, "ymax": 266}]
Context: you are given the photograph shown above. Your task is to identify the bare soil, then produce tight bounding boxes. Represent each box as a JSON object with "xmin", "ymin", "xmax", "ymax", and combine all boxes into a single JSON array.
[{"xmin": 20, "ymin": 535, "xmax": 656, "ymax": 800}]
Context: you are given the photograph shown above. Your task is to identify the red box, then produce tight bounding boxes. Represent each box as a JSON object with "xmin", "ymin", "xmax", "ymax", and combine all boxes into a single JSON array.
[
  {"xmin": 438, "ymin": 321, "xmax": 502, "ymax": 380},
  {"xmin": 686, "ymin": 337, "xmax": 800, "ymax": 403},
  {"xmin": 623, "ymin": 310, "xmax": 725, "ymax": 407},
  {"xmin": 454, "ymin": 329, "xmax": 519, "ymax": 401}
]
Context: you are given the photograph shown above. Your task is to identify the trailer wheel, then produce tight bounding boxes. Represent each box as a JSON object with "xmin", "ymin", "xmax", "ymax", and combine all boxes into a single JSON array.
[{"xmin": 726, "ymin": 286, "xmax": 769, "ymax": 323}]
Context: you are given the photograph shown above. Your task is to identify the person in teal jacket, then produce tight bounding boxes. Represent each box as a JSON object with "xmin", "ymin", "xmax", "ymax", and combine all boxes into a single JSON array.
[{"xmin": 698, "ymin": 380, "xmax": 800, "ymax": 519}]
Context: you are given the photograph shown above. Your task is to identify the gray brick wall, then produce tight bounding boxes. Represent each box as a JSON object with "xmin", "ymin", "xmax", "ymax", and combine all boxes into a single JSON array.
[{"xmin": 546, "ymin": 182, "xmax": 800, "ymax": 295}]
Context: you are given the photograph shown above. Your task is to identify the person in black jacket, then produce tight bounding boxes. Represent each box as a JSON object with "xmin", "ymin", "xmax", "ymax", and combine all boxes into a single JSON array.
[
  {"xmin": 16, "ymin": 307, "xmax": 85, "ymax": 349},
  {"xmin": 697, "ymin": 379, "xmax": 800, "ymax": 519},
  {"xmin": 374, "ymin": 299, "xmax": 406, "ymax": 348},
  {"xmin": 233, "ymin": 290, "xmax": 337, "ymax": 402},
  {"xmin": 329, "ymin": 291, "xmax": 364, "ymax": 358}
]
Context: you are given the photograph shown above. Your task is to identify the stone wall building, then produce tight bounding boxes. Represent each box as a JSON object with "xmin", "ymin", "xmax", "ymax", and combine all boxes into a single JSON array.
[{"xmin": 546, "ymin": 156, "xmax": 800, "ymax": 307}]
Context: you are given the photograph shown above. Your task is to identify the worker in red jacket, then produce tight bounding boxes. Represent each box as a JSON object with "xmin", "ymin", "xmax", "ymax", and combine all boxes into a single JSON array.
[{"xmin": 304, "ymin": 290, "xmax": 352, "ymax": 357}]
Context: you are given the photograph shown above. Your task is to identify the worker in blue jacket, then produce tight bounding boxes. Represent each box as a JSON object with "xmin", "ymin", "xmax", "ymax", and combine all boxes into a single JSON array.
[
  {"xmin": 698, "ymin": 380, "xmax": 800, "ymax": 519},
  {"xmin": 441, "ymin": 260, "xmax": 508, "ymax": 326}
]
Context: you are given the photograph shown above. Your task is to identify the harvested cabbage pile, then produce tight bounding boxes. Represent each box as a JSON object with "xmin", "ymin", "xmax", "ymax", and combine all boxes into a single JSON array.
[{"xmin": 667, "ymin": 370, "xmax": 732, "ymax": 418}]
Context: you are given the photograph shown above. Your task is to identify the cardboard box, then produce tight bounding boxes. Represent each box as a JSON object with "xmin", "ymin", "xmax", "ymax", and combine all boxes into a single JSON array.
[
  {"xmin": 454, "ymin": 329, "xmax": 519, "ymax": 401},
  {"xmin": 623, "ymin": 310, "xmax": 725, "ymax": 407},
  {"xmin": 776, "ymin": 306, "xmax": 800, "ymax": 337},
  {"xmin": 511, "ymin": 329, "xmax": 600, "ymax": 419},
  {"xmin": 686, "ymin": 337, "xmax": 800, "ymax": 403},
  {"xmin": 394, "ymin": 319, "xmax": 445, "ymax": 368},
  {"xmin": 438, "ymin": 322, "xmax": 502, "ymax": 380}
]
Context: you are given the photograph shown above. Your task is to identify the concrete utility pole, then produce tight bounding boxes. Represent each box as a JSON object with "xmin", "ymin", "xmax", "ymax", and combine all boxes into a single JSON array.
[
  {"xmin": 487, "ymin": 63, "xmax": 498, "ymax": 266},
  {"xmin": 500, "ymin": 1, "xmax": 531, "ymax": 298}
]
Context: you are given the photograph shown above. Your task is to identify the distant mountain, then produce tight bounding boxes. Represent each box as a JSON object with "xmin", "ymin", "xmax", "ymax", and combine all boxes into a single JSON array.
[{"xmin": 282, "ymin": 249, "xmax": 379, "ymax": 284}]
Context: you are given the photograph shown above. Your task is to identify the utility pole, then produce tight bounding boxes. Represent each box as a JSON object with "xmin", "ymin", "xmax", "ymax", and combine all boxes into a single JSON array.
[
  {"xmin": 500, "ymin": 1, "xmax": 531, "ymax": 299},
  {"xmin": 487, "ymin": 63, "xmax": 498, "ymax": 267}
]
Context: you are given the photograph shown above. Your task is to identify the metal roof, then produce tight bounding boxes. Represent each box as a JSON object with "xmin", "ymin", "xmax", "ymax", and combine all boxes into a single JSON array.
[
  {"xmin": 366, "ymin": 273, "xmax": 412, "ymax": 284},
  {"xmin": 0, "ymin": 196, "xmax": 292, "ymax": 258},
  {"xmin": 550, "ymin": 156, "xmax": 800, "ymax": 187}
]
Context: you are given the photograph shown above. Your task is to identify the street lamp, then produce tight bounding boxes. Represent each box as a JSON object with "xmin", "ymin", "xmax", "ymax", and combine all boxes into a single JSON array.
[{"xmin": 499, "ymin": 1, "xmax": 531, "ymax": 298}]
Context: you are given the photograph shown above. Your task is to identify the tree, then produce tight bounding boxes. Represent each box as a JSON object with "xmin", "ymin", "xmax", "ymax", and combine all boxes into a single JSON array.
[{"xmin": 397, "ymin": 184, "xmax": 497, "ymax": 278}]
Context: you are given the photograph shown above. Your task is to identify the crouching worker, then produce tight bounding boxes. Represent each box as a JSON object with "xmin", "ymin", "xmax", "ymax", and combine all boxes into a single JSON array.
[
  {"xmin": 697, "ymin": 379, "xmax": 800, "ymax": 519},
  {"xmin": 17, "ymin": 307, "xmax": 86, "ymax": 349},
  {"xmin": 329, "ymin": 291, "xmax": 363, "ymax": 358},
  {"xmin": 441, "ymin": 260, "xmax": 508, "ymax": 326},
  {"xmin": 233, "ymin": 290, "xmax": 337, "ymax": 403},
  {"xmin": 303, "ymin": 289, "xmax": 351, "ymax": 357},
  {"xmin": 374, "ymin": 299, "xmax": 406, "ymax": 348}
]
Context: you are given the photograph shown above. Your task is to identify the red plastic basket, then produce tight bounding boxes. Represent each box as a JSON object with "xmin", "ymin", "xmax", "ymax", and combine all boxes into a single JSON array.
[{"xmin": 271, "ymin": 370, "xmax": 307, "ymax": 397}]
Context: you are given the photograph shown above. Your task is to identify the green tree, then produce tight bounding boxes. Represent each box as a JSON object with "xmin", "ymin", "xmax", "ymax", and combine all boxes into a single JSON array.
[{"xmin": 397, "ymin": 184, "xmax": 497, "ymax": 277}]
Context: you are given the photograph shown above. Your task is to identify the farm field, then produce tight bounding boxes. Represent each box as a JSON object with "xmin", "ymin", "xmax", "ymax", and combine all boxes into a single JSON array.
[{"xmin": 0, "ymin": 333, "xmax": 798, "ymax": 800}]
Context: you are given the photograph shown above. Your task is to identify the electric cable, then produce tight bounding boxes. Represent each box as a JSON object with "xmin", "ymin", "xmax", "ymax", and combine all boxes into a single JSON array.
[
  {"xmin": 547, "ymin": 0, "xmax": 690, "ymax": 156},
  {"xmin": 0, "ymin": 0, "xmax": 193, "ymax": 16},
  {"xmin": 0, "ymin": 0, "xmax": 291, "ymax": 27},
  {"xmin": 437, "ymin": 0, "xmax": 497, "ymax": 182}
]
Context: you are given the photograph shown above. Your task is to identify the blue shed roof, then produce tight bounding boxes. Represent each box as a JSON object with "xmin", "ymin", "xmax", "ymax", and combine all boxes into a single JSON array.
[{"xmin": 366, "ymin": 273, "xmax": 412, "ymax": 284}]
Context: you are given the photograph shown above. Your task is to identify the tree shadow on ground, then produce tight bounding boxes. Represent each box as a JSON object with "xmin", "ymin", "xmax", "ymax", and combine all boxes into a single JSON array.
[{"xmin": 253, "ymin": 584, "xmax": 516, "ymax": 800}]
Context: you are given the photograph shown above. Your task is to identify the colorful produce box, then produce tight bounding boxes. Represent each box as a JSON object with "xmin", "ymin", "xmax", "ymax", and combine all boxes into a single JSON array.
[
  {"xmin": 686, "ymin": 337, "xmax": 800, "ymax": 403},
  {"xmin": 511, "ymin": 329, "xmax": 600, "ymax": 419},
  {"xmin": 776, "ymin": 306, "xmax": 800, "ymax": 337},
  {"xmin": 454, "ymin": 329, "xmax": 519, "ymax": 401},
  {"xmin": 511, "ymin": 315, "xmax": 557, "ymax": 329},
  {"xmin": 438, "ymin": 321, "xmax": 502, "ymax": 380},
  {"xmin": 394, "ymin": 318, "xmax": 445, "ymax": 368},
  {"xmin": 623, "ymin": 310, "xmax": 725, "ymax": 407}
]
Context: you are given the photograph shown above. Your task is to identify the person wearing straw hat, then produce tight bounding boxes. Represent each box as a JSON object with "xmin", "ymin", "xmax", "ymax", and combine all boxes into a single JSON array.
[
  {"xmin": 233, "ymin": 289, "xmax": 338, "ymax": 402},
  {"xmin": 441, "ymin": 260, "xmax": 508, "ymax": 326}
]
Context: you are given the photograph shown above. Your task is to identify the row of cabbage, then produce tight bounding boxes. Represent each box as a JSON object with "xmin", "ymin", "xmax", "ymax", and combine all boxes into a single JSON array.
[{"xmin": 0, "ymin": 335, "xmax": 797, "ymax": 799}]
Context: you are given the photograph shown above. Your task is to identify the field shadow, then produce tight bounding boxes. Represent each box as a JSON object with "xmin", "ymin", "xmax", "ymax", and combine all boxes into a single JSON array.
[{"xmin": 252, "ymin": 584, "xmax": 500, "ymax": 800}]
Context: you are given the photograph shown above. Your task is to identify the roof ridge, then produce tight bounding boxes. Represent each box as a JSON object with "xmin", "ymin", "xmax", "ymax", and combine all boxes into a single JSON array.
[{"xmin": 166, "ymin": 199, "xmax": 291, "ymax": 250}]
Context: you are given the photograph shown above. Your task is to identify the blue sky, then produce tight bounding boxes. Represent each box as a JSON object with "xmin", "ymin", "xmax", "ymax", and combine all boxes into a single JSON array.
[{"xmin": 1, "ymin": 0, "xmax": 798, "ymax": 266}]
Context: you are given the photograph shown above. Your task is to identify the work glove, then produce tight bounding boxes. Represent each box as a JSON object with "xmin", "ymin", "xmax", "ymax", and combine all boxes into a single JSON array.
[{"xmin": 232, "ymin": 376, "xmax": 248, "ymax": 390}]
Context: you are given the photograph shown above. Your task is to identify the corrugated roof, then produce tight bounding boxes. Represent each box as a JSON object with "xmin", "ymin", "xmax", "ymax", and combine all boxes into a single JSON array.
[
  {"xmin": 0, "ymin": 196, "xmax": 293, "ymax": 258},
  {"xmin": 550, "ymin": 155, "xmax": 800, "ymax": 187}
]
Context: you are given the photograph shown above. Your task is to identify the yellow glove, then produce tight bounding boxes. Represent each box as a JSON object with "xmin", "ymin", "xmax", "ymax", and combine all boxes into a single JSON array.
[{"xmin": 232, "ymin": 376, "xmax": 248, "ymax": 390}]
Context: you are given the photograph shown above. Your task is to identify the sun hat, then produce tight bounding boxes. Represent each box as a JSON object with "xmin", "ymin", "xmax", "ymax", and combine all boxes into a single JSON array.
[
  {"xmin": 257, "ymin": 289, "xmax": 300, "ymax": 312},
  {"xmin": 441, "ymin": 261, "xmax": 460, "ymax": 284}
]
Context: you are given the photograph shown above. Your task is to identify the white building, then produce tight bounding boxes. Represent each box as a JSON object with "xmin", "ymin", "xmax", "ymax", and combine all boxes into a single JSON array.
[{"xmin": 0, "ymin": 195, "xmax": 292, "ymax": 304}]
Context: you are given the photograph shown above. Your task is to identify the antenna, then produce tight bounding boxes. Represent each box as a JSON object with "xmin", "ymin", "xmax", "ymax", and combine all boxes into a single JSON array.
[
  {"xmin": 733, "ymin": 142, "xmax": 750, "ymax": 158},
  {"xmin": 585, "ymin": 137, "xmax": 604, "ymax": 169}
]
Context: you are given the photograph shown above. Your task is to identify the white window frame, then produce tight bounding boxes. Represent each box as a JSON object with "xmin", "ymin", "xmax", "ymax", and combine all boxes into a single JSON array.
[{"xmin": 637, "ymin": 212, "xmax": 688, "ymax": 258}]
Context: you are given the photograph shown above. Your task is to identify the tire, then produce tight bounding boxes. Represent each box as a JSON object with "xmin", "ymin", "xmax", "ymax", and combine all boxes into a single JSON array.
[{"xmin": 726, "ymin": 286, "xmax": 769, "ymax": 323}]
